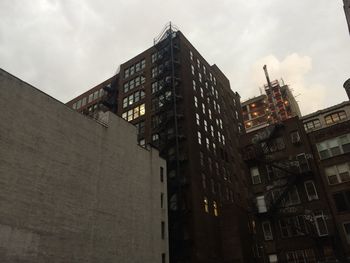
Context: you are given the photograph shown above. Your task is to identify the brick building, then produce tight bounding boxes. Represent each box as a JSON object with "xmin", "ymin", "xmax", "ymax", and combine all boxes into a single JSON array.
[
  {"xmin": 67, "ymin": 24, "xmax": 250, "ymax": 263},
  {"xmin": 241, "ymin": 117, "xmax": 340, "ymax": 262},
  {"xmin": 302, "ymin": 101, "xmax": 350, "ymax": 261}
]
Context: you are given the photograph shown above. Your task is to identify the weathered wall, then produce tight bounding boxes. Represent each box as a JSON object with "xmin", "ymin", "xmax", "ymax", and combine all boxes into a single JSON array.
[{"xmin": 0, "ymin": 69, "xmax": 168, "ymax": 263}]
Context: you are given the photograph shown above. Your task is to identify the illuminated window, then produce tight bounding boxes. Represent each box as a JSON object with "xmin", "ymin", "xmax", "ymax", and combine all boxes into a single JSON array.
[
  {"xmin": 190, "ymin": 50, "xmax": 193, "ymax": 60},
  {"xmin": 194, "ymin": 96, "xmax": 198, "ymax": 108},
  {"xmin": 191, "ymin": 65, "xmax": 195, "ymax": 75},
  {"xmin": 139, "ymin": 104, "xmax": 145, "ymax": 116},
  {"xmin": 204, "ymin": 197, "xmax": 209, "ymax": 213},
  {"xmin": 213, "ymin": 201, "xmax": 218, "ymax": 216},
  {"xmin": 193, "ymin": 80, "xmax": 196, "ymax": 91},
  {"xmin": 196, "ymin": 113, "xmax": 200, "ymax": 125}
]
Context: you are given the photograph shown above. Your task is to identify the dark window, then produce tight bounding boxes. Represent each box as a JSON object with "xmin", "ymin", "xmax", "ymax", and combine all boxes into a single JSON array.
[
  {"xmin": 333, "ymin": 191, "xmax": 350, "ymax": 212},
  {"xmin": 160, "ymin": 167, "xmax": 164, "ymax": 182},
  {"xmin": 161, "ymin": 221, "xmax": 165, "ymax": 239}
]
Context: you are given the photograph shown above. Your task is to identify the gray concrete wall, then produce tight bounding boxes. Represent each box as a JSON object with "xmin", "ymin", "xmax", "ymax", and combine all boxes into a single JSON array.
[{"xmin": 0, "ymin": 69, "xmax": 168, "ymax": 263}]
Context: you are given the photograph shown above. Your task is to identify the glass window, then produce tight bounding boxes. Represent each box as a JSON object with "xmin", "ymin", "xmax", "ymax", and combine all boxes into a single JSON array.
[
  {"xmin": 194, "ymin": 96, "xmax": 198, "ymax": 107},
  {"xmin": 213, "ymin": 201, "xmax": 218, "ymax": 216},
  {"xmin": 304, "ymin": 181, "xmax": 318, "ymax": 201},
  {"xmin": 72, "ymin": 102, "xmax": 77, "ymax": 109},
  {"xmin": 204, "ymin": 197, "xmax": 209, "ymax": 213},
  {"xmin": 190, "ymin": 50, "xmax": 193, "ymax": 60},
  {"xmin": 122, "ymin": 97, "xmax": 128, "ymax": 108},
  {"xmin": 141, "ymin": 59, "xmax": 146, "ymax": 69},
  {"xmin": 130, "ymin": 65, "xmax": 135, "ymax": 76},
  {"xmin": 88, "ymin": 93, "xmax": 94, "ymax": 103},
  {"xmin": 139, "ymin": 104, "xmax": 145, "ymax": 116},
  {"xmin": 262, "ymin": 221, "xmax": 273, "ymax": 240},
  {"xmin": 201, "ymin": 173, "xmax": 206, "ymax": 189},
  {"xmin": 325, "ymin": 163, "xmax": 350, "ymax": 184},
  {"xmin": 333, "ymin": 191, "xmax": 350, "ymax": 212},
  {"xmin": 196, "ymin": 113, "xmax": 200, "ymax": 125},
  {"xmin": 314, "ymin": 214, "xmax": 328, "ymax": 236},
  {"xmin": 76, "ymin": 100, "xmax": 82, "ymax": 109},
  {"xmin": 198, "ymin": 131, "xmax": 202, "ymax": 145},
  {"xmin": 124, "ymin": 68, "xmax": 129, "ymax": 78},
  {"xmin": 343, "ymin": 222, "xmax": 350, "ymax": 244},
  {"xmin": 192, "ymin": 80, "xmax": 196, "ymax": 91},
  {"xmin": 250, "ymin": 167, "xmax": 261, "ymax": 184},
  {"xmin": 191, "ymin": 65, "xmax": 195, "ymax": 75}
]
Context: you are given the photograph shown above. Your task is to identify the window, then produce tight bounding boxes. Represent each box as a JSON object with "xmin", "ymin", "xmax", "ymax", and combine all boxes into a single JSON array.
[
  {"xmin": 213, "ymin": 201, "xmax": 218, "ymax": 216},
  {"xmin": 343, "ymin": 222, "xmax": 350, "ymax": 244},
  {"xmin": 317, "ymin": 133, "xmax": 350, "ymax": 159},
  {"xmin": 76, "ymin": 99, "xmax": 82, "ymax": 109},
  {"xmin": 206, "ymin": 137, "xmax": 210, "ymax": 150},
  {"xmin": 201, "ymin": 173, "xmax": 206, "ymax": 189},
  {"xmin": 199, "ymin": 73, "xmax": 202, "ymax": 83},
  {"xmin": 325, "ymin": 111, "xmax": 347, "ymax": 125},
  {"xmin": 72, "ymin": 102, "xmax": 77, "ymax": 109},
  {"xmin": 210, "ymin": 178, "xmax": 215, "ymax": 194},
  {"xmin": 160, "ymin": 167, "xmax": 164, "ymax": 182},
  {"xmin": 250, "ymin": 167, "xmax": 261, "ymax": 184},
  {"xmin": 200, "ymin": 87, "xmax": 204, "ymax": 98},
  {"xmin": 202, "ymin": 103, "xmax": 206, "ymax": 114},
  {"xmin": 190, "ymin": 50, "xmax": 193, "ymax": 60},
  {"xmin": 204, "ymin": 120, "xmax": 208, "ymax": 132},
  {"xmin": 81, "ymin": 97, "xmax": 87, "ymax": 107},
  {"xmin": 284, "ymin": 186, "xmax": 300, "ymax": 206},
  {"xmin": 198, "ymin": 131, "xmax": 202, "ymax": 145},
  {"xmin": 333, "ymin": 191, "xmax": 350, "ymax": 212},
  {"xmin": 208, "ymin": 109, "xmax": 212, "ymax": 120},
  {"xmin": 162, "ymin": 253, "xmax": 166, "ymax": 263},
  {"xmin": 151, "ymin": 52, "xmax": 157, "ymax": 63},
  {"xmin": 304, "ymin": 181, "xmax": 318, "ymax": 201},
  {"xmin": 303, "ymin": 119, "xmax": 321, "ymax": 131},
  {"xmin": 279, "ymin": 216, "xmax": 307, "ymax": 238},
  {"xmin": 200, "ymin": 151, "xmax": 204, "ymax": 166},
  {"xmin": 161, "ymin": 221, "xmax": 165, "ymax": 239},
  {"xmin": 325, "ymin": 163, "xmax": 350, "ymax": 184},
  {"xmin": 197, "ymin": 58, "xmax": 200, "ymax": 68},
  {"xmin": 135, "ymin": 121, "xmax": 145, "ymax": 135},
  {"xmin": 290, "ymin": 131, "xmax": 300, "ymax": 144},
  {"xmin": 204, "ymin": 197, "xmax": 209, "ymax": 213},
  {"xmin": 268, "ymin": 254, "xmax": 278, "ymax": 263},
  {"xmin": 194, "ymin": 96, "xmax": 198, "ymax": 107},
  {"xmin": 192, "ymin": 80, "xmax": 196, "ymax": 91},
  {"xmin": 256, "ymin": 196, "xmax": 267, "ymax": 213},
  {"xmin": 262, "ymin": 221, "xmax": 273, "ymax": 240},
  {"xmin": 196, "ymin": 113, "xmax": 200, "ymax": 125},
  {"xmin": 314, "ymin": 214, "xmax": 328, "ymax": 236},
  {"xmin": 286, "ymin": 249, "xmax": 316, "ymax": 263},
  {"xmin": 191, "ymin": 65, "xmax": 195, "ymax": 75},
  {"xmin": 297, "ymin": 153, "xmax": 310, "ymax": 173}
]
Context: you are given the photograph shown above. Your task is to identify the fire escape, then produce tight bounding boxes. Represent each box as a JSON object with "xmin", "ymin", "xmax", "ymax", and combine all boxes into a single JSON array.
[{"xmin": 152, "ymin": 23, "xmax": 190, "ymax": 262}]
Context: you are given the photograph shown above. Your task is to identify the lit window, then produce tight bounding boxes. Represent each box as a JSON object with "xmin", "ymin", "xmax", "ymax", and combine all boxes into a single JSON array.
[
  {"xmin": 191, "ymin": 65, "xmax": 195, "ymax": 75},
  {"xmin": 200, "ymin": 87, "xmax": 204, "ymax": 98},
  {"xmin": 204, "ymin": 120, "xmax": 208, "ymax": 132},
  {"xmin": 213, "ymin": 201, "xmax": 218, "ymax": 216},
  {"xmin": 208, "ymin": 109, "xmax": 212, "ymax": 120},
  {"xmin": 268, "ymin": 254, "xmax": 278, "ymax": 263},
  {"xmin": 199, "ymin": 73, "xmax": 202, "ymax": 83},
  {"xmin": 193, "ymin": 80, "xmax": 196, "ymax": 91},
  {"xmin": 304, "ymin": 180, "xmax": 319, "ymax": 200},
  {"xmin": 194, "ymin": 96, "xmax": 198, "ymax": 107},
  {"xmin": 127, "ymin": 109, "xmax": 133, "ymax": 121},
  {"xmin": 197, "ymin": 58, "xmax": 200, "ymax": 68},
  {"xmin": 122, "ymin": 112, "xmax": 127, "ymax": 120},
  {"xmin": 190, "ymin": 50, "xmax": 193, "ymax": 61},
  {"xmin": 204, "ymin": 197, "xmax": 209, "ymax": 213},
  {"xmin": 202, "ymin": 103, "xmax": 206, "ymax": 114},
  {"xmin": 133, "ymin": 107, "xmax": 139, "ymax": 119},
  {"xmin": 139, "ymin": 104, "xmax": 145, "ymax": 116},
  {"xmin": 250, "ymin": 167, "xmax": 261, "ymax": 184}
]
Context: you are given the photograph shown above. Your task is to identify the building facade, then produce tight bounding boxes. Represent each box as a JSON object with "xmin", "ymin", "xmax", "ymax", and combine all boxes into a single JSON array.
[
  {"xmin": 241, "ymin": 94, "xmax": 270, "ymax": 132},
  {"xmin": 67, "ymin": 24, "xmax": 250, "ymax": 263},
  {"xmin": 302, "ymin": 101, "xmax": 350, "ymax": 261},
  {"xmin": 241, "ymin": 117, "xmax": 340, "ymax": 263},
  {"xmin": 0, "ymin": 68, "xmax": 168, "ymax": 263}
]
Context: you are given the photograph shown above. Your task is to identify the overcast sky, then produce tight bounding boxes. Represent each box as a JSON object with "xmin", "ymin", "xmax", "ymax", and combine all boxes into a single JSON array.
[{"xmin": 1, "ymin": 0, "xmax": 349, "ymax": 115}]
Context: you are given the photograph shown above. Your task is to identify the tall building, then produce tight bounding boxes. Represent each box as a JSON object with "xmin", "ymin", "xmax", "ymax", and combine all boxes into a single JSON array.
[
  {"xmin": 67, "ymin": 24, "xmax": 249, "ymax": 263},
  {"xmin": 344, "ymin": 0, "xmax": 350, "ymax": 34},
  {"xmin": 302, "ymin": 101, "xmax": 350, "ymax": 260},
  {"xmin": 241, "ymin": 117, "xmax": 342, "ymax": 262},
  {"xmin": 0, "ymin": 68, "xmax": 168, "ymax": 262}
]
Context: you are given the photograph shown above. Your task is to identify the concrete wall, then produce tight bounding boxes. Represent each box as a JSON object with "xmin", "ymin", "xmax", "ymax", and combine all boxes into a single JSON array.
[{"xmin": 0, "ymin": 69, "xmax": 168, "ymax": 263}]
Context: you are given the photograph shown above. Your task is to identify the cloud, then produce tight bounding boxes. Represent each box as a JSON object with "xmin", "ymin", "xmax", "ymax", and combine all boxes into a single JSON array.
[{"xmin": 247, "ymin": 53, "xmax": 327, "ymax": 116}]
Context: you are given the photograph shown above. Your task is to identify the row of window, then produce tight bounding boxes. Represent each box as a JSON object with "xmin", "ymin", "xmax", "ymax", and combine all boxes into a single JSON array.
[
  {"xmin": 123, "ymin": 75, "xmax": 146, "ymax": 93},
  {"xmin": 262, "ymin": 213, "xmax": 328, "ymax": 241},
  {"xmin": 316, "ymin": 133, "xmax": 350, "ymax": 159},
  {"xmin": 151, "ymin": 91, "xmax": 172, "ymax": 111},
  {"xmin": 124, "ymin": 59, "xmax": 146, "ymax": 79},
  {"xmin": 303, "ymin": 110, "xmax": 347, "ymax": 131},
  {"xmin": 189, "ymin": 50, "xmax": 217, "ymax": 85},
  {"xmin": 122, "ymin": 90, "xmax": 145, "ymax": 109},
  {"xmin": 72, "ymin": 88, "xmax": 104, "ymax": 110},
  {"xmin": 121, "ymin": 104, "xmax": 145, "ymax": 122},
  {"xmin": 203, "ymin": 197, "xmax": 219, "ymax": 216},
  {"xmin": 196, "ymin": 114, "xmax": 226, "ymax": 145}
]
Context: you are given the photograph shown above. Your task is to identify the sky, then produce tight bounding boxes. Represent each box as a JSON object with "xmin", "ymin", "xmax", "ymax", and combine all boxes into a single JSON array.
[{"xmin": 0, "ymin": 0, "xmax": 349, "ymax": 115}]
